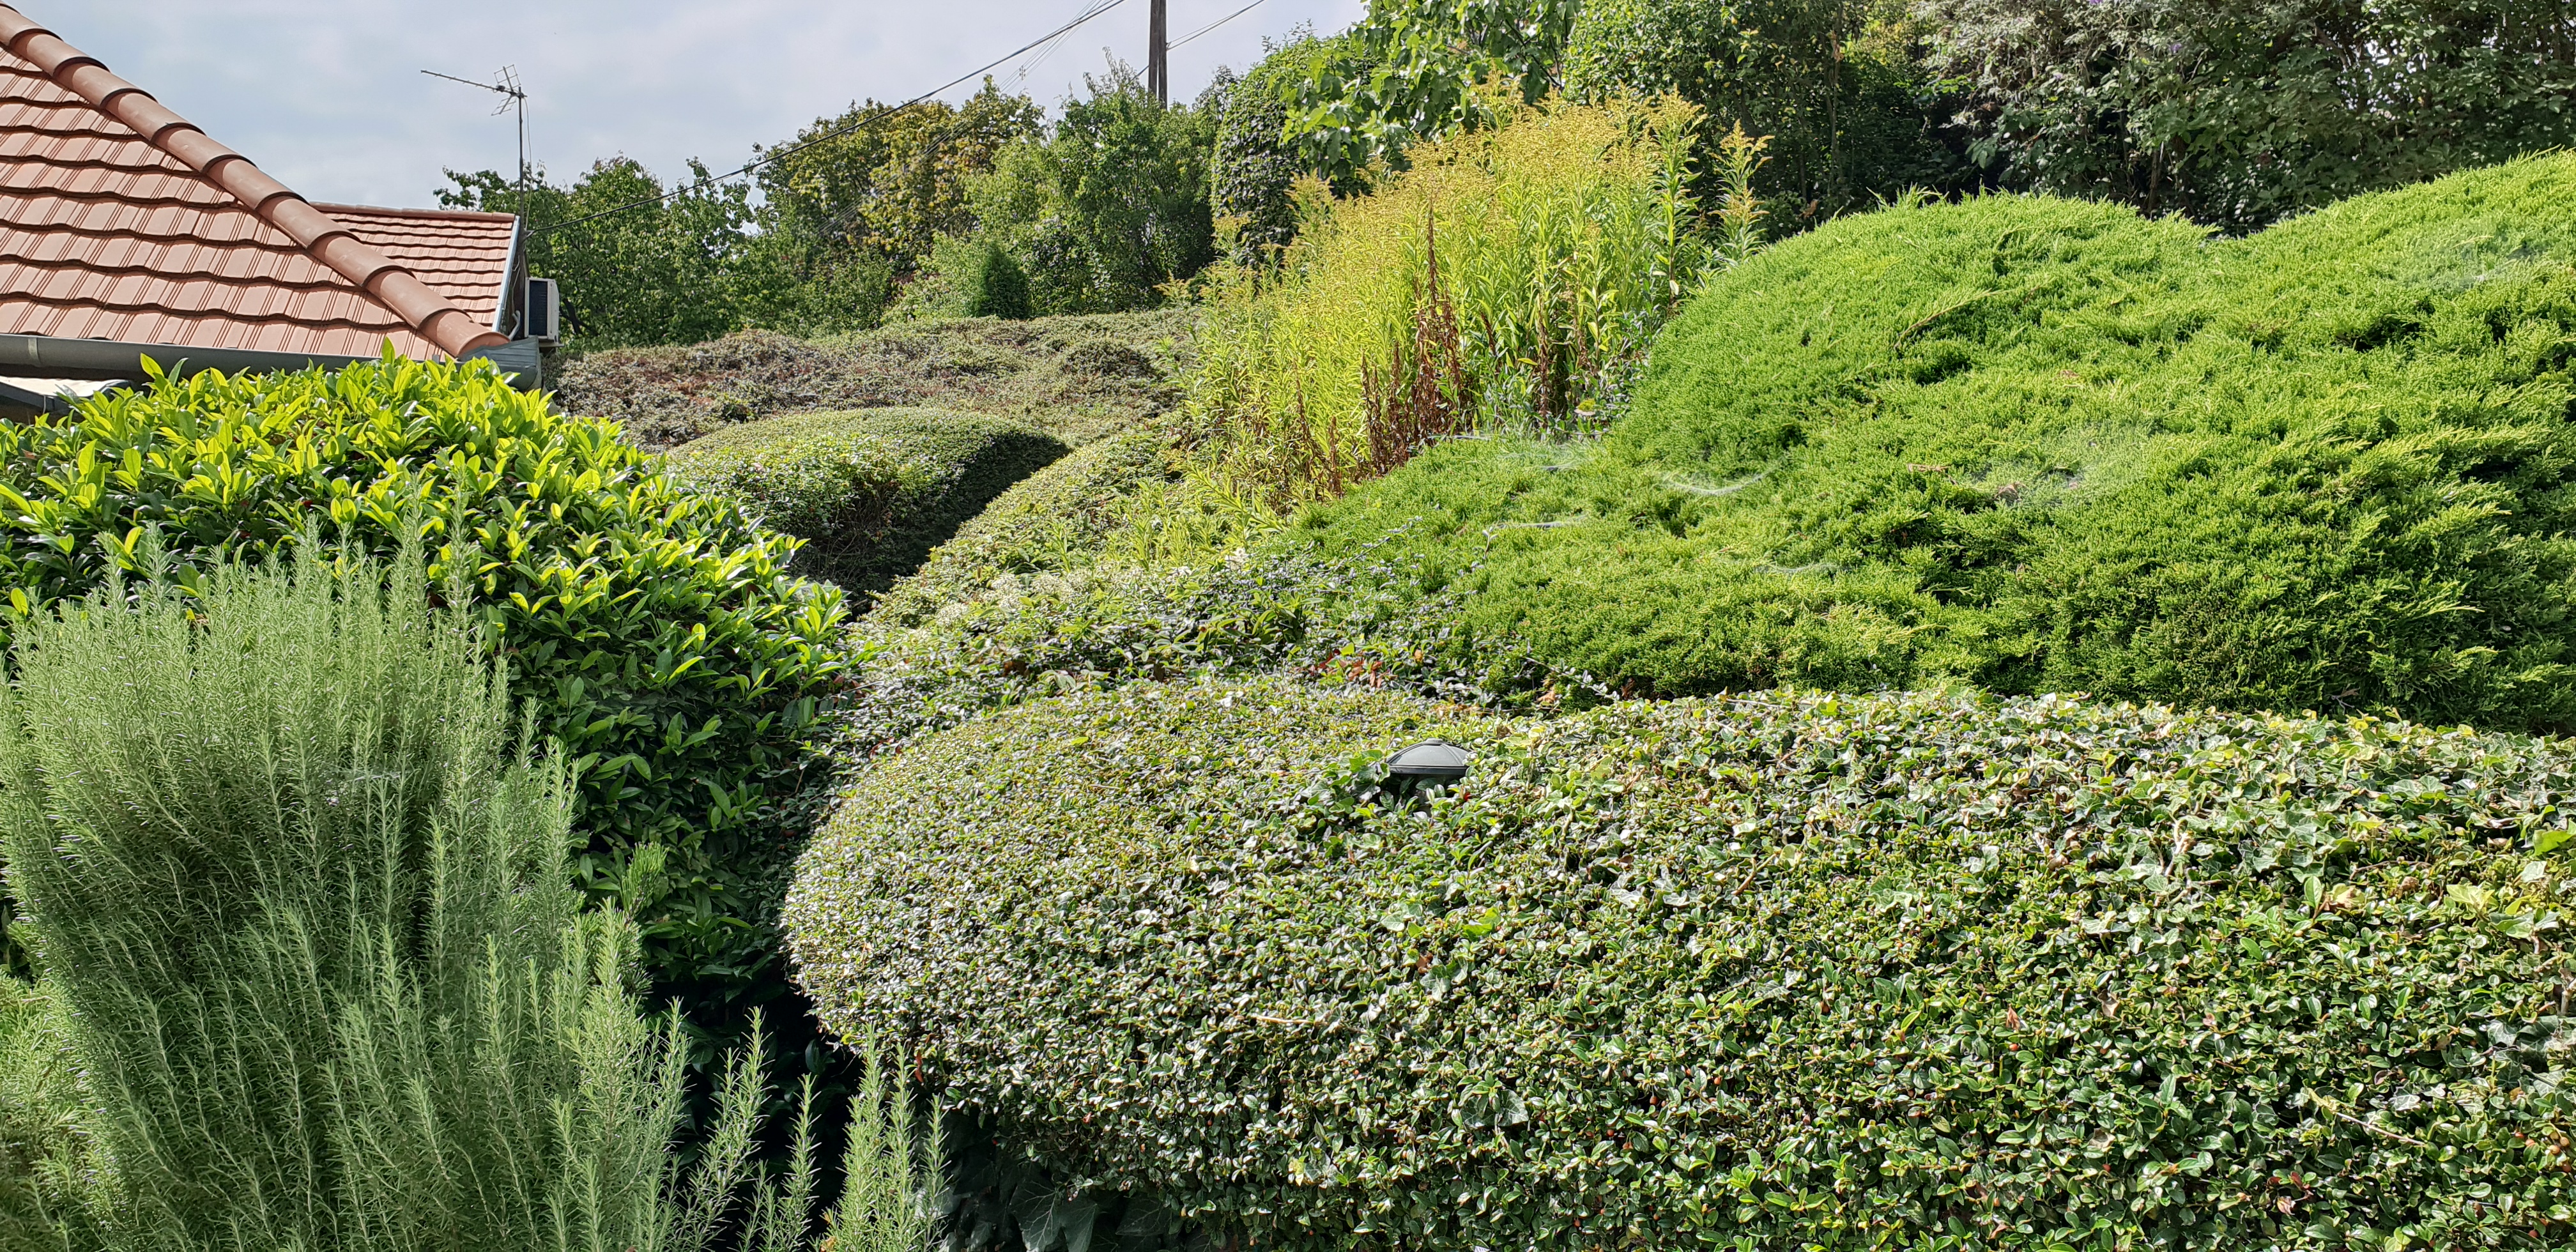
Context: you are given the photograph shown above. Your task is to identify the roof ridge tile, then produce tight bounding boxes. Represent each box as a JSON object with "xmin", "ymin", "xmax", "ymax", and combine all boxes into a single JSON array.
[{"xmin": 0, "ymin": 5, "xmax": 511, "ymax": 359}]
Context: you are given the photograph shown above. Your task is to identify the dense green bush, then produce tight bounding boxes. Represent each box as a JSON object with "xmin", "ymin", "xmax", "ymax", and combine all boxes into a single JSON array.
[
  {"xmin": 1209, "ymin": 50, "xmax": 1312, "ymax": 262},
  {"xmin": 793, "ymin": 676, "xmax": 2576, "ymax": 1250},
  {"xmin": 1292, "ymin": 155, "xmax": 2576, "ymax": 731},
  {"xmin": 1563, "ymin": 0, "xmax": 1970, "ymax": 224},
  {"xmin": 666, "ymin": 407, "xmax": 1066, "ymax": 596},
  {"xmin": 867, "ymin": 425, "xmax": 1176, "ymax": 623},
  {"xmin": 1919, "ymin": 0, "xmax": 2576, "ymax": 231},
  {"xmin": 967, "ymin": 71, "xmax": 1218, "ymax": 316},
  {"xmin": 0, "ymin": 355, "xmax": 845, "ymax": 1017},
  {"xmin": 0, "ymin": 546, "xmax": 896, "ymax": 1251}
]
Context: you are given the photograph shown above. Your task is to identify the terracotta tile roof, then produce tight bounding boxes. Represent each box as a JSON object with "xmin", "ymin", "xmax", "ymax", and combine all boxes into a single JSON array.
[{"xmin": 0, "ymin": 6, "xmax": 513, "ymax": 362}]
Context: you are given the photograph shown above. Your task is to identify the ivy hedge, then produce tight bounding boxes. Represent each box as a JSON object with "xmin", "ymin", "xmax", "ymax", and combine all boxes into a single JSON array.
[
  {"xmin": 1291, "ymin": 154, "xmax": 2576, "ymax": 733},
  {"xmin": 667, "ymin": 407, "xmax": 1066, "ymax": 597},
  {"xmin": 792, "ymin": 678, "xmax": 2576, "ymax": 1251},
  {"xmin": 0, "ymin": 355, "xmax": 845, "ymax": 1024}
]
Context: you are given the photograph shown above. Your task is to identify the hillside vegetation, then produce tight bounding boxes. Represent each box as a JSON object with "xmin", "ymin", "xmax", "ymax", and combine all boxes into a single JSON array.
[
  {"xmin": 668, "ymin": 408, "xmax": 1067, "ymax": 595},
  {"xmin": 1291, "ymin": 155, "xmax": 2576, "ymax": 731},
  {"xmin": 555, "ymin": 309, "xmax": 1192, "ymax": 450},
  {"xmin": 793, "ymin": 678, "xmax": 2576, "ymax": 1251}
]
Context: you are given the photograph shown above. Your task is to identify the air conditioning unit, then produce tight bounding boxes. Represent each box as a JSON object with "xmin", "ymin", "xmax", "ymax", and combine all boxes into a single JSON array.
[{"xmin": 523, "ymin": 277, "xmax": 562, "ymax": 344}]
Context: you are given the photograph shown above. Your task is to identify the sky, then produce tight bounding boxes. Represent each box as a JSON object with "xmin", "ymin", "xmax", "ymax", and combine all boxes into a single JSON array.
[{"xmin": 56, "ymin": 0, "xmax": 1367, "ymax": 209}]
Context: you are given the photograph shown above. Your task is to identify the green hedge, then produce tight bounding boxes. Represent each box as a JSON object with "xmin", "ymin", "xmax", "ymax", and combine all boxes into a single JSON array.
[
  {"xmin": 1291, "ymin": 155, "xmax": 2576, "ymax": 732},
  {"xmin": 668, "ymin": 407, "xmax": 1066, "ymax": 596},
  {"xmin": 0, "ymin": 355, "xmax": 845, "ymax": 1019},
  {"xmin": 867, "ymin": 426, "xmax": 1175, "ymax": 623},
  {"xmin": 792, "ymin": 678, "xmax": 2576, "ymax": 1250}
]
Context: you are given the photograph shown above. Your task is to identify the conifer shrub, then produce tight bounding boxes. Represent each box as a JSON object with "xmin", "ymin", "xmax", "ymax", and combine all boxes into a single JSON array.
[
  {"xmin": 0, "ymin": 355, "xmax": 845, "ymax": 1019},
  {"xmin": 791, "ymin": 677, "xmax": 2576, "ymax": 1251},
  {"xmin": 0, "ymin": 546, "xmax": 926, "ymax": 1252},
  {"xmin": 1292, "ymin": 155, "xmax": 2576, "ymax": 732},
  {"xmin": 668, "ymin": 407, "xmax": 1068, "ymax": 596}
]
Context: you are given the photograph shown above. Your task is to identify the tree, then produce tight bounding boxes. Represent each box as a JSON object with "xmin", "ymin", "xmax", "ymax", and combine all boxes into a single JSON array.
[
  {"xmin": 753, "ymin": 80, "xmax": 1042, "ymax": 276},
  {"xmin": 1279, "ymin": 0, "xmax": 1570, "ymax": 187},
  {"xmin": 967, "ymin": 66, "xmax": 1218, "ymax": 314},
  {"xmin": 1918, "ymin": 0, "xmax": 2576, "ymax": 230},
  {"xmin": 1564, "ymin": 0, "xmax": 1973, "ymax": 227},
  {"xmin": 441, "ymin": 158, "xmax": 755, "ymax": 349}
]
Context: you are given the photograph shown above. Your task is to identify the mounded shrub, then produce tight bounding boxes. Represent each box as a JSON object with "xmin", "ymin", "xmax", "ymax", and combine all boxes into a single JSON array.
[
  {"xmin": 867, "ymin": 427, "xmax": 1177, "ymax": 623},
  {"xmin": 1292, "ymin": 155, "xmax": 2576, "ymax": 731},
  {"xmin": 667, "ymin": 407, "xmax": 1068, "ymax": 597},
  {"xmin": 0, "ymin": 355, "xmax": 845, "ymax": 1015},
  {"xmin": 792, "ymin": 678, "xmax": 2576, "ymax": 1250}
]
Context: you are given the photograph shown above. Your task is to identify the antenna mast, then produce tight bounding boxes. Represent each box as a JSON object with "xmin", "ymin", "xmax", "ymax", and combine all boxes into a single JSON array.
[{"xmin": 423, "ymin": 66, "xmax": 530, "ymax": 215}]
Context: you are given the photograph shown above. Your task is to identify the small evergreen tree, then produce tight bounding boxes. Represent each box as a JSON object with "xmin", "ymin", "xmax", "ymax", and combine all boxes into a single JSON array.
[{"xmin": 963, "ymin": 240, "xmax": 1034, "ymax": 319}]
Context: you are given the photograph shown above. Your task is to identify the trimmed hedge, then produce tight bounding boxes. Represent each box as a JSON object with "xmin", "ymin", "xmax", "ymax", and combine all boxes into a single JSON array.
[
  {"xmin": 1290, "ymin": 155, "xmax": 2576, "ymax": 732},
  {"xmin": 0, "ymin": 355, "xmax": 845, "ymax": 1018},
  {"xmin": 867, "ymin": 426, "xmax": 1176, "ymax": 623},
  {"xmin": 793, "ymin": 678, "xmax": 2576, "ymax": 1250},
  {"xmin": 668, "ymin": 407, "xmax": 1066, "ymax": 596}
]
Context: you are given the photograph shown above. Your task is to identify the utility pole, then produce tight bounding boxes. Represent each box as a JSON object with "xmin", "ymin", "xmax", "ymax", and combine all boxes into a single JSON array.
[{"xmin": 1147, "ymin": 0, "xmax": 1168, "ymax": 104}]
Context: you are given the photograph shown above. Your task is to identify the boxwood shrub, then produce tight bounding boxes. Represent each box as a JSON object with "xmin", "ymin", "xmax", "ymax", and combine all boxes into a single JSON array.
[
  {"xmin": 0, "ymin": 355, "xmax": 845, "ymax": 1019},
  {"xmin": 792, "ymin": 678, "xmax": 2576, "ymax": 1251},
  {"xmin": 666, "ymin": 407, "xmax": 1067, "ymax": 596},
  {"xmin": 1290, "ymin": 154, "xmax": 2576, "ymax": 733}
]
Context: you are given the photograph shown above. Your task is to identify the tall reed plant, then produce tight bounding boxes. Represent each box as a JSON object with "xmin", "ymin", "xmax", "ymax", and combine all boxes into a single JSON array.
[
  {"xmin": 0, "ymin": 538, "xmax": 930, "ymax": 1252},
  {"xmin": 1193, "ymin": 92, "xmax": 1712, "ymax": 504}
]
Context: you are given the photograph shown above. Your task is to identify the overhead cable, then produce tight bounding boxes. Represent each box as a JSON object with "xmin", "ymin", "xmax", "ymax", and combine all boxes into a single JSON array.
[{"xmin": 532, "ymin": 0, "xmax": 1132, "ymax": 238}]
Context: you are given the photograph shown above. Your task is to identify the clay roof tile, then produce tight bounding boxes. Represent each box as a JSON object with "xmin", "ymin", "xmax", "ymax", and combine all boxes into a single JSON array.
[{"xmin": 0, "ymin": 4, "xmax": 519, "ymax": 361}]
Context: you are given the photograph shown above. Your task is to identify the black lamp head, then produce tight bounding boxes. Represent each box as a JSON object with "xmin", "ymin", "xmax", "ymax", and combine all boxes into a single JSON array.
[{"xmin": 1384, "ymin": 740, "xmax": 1471, "ymax": 787}]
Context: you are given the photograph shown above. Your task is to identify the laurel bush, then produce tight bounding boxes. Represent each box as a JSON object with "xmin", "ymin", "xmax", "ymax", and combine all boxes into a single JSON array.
[
  {"xmin": 792, "ymin": 677, "xmax": 2576, "ymax": 1251},
  {"xmin": 0, "ymin": 355, "xmax": 846, "ymax": 1016},
  {"xmin": 1291, "ymin": 154, "xmax": 2576, "ymax": 732},
  {"xmin": 666, "ymin": 406, "xmax": 1067, "ymax": 596}
]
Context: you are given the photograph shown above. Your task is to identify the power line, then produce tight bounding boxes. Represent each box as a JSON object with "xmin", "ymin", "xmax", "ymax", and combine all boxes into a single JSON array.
[
  {"xmin": 532, "ymin": 0, "xmax": 1131, "ymax": 240},
  {"xmin": 1170, "ymin": 0, "xmax": 1269, "ymax": 51}
]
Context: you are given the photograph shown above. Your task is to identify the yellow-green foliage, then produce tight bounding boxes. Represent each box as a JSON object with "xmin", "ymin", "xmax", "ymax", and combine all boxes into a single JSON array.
[
  {"xmin": 1194, "ymin": 94, "xmax": 1707, "ymax": 501},
  {"xmin": 1292, "ymin": 155, "xmax": 2576, "ymax": 731}
]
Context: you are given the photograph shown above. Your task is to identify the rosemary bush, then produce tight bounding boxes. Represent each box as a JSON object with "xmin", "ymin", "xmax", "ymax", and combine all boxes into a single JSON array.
[{"xmin": 0, "ymin": 545, "xmax": 928, "ymax": 1252}]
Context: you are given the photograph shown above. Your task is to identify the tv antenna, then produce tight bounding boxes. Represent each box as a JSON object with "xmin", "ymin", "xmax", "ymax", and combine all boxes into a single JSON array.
[{"xmin": 423, "ymin": 66, "xmax": 530, "ymax": 213}]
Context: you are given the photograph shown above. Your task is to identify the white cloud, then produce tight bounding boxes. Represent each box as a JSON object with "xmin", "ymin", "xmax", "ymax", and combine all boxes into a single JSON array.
[{"xmin": 54, "ymin": 0, "xmax": 1364, "ymax": 208}]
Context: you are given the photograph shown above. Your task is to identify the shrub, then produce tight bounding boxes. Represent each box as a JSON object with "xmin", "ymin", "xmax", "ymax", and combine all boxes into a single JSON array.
[
  {"xmin": 667, "ymin": 407, "xmax": 1068, "ymax": 597},
  {"xmin": 867, "ymin": 426, "xmax": 1178, "ymax": 623},
  {"xmin": 1919, "ymin": 0, "xmax": 2576, "ymax": 231},
  {"xmin": 554, "ymin": 310, "xmax": 1195, "ymax": 452},
  {"xmin": 791, "ymin": 676, "xmax": 2576, "ymax": 1251},
  {"xmin": 1291, "ymin": 155, "xmax": 2576, "ymax": 732},
  {"xmin": 1563, "ymin": 0, "xmax": 1971, "ymax": 224},
  {"xmin": 0, "ymin": 355, "xmax": 845, "ymax": 1019},
  {"xmin": 967, "ymin": 70, "xmax": 1218, "ymax": 316},
  {"xmin": 962, "ymin": 240, "xmax": 1034, "ymax": 320},
  {"xmin": 0, "ymin": 546, "xmax": 921, "ymax": 1252},
  {"xmin": 1195, "ymin": 93, "xmax": 1708, "ymax": 504}
]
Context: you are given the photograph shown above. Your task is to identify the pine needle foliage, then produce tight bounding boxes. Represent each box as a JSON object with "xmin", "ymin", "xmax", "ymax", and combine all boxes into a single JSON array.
[
  {"xmin": 1291, "ymin": 153, "xmax": 2576, "ymax": 731},
  {"xmin": 0, "ymin": 543, "xmax": 929, "ymax": 1252}
]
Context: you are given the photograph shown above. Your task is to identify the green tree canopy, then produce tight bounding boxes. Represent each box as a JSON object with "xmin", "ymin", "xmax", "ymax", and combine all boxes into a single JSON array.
[
  {"xmin": 1919, "ymin": 0, "xmax": 2576, "ymax": 229},
  {"xmin": 968, "ymin": 68, "xmax": 1217, "ymax": 314}
]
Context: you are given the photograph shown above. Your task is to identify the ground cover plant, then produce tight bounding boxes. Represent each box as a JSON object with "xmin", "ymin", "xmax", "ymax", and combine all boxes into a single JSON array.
[
  {"xmin": 668, "ymin": 407, "xmax": 1068, "ymax": 595},
  {"xmin": 0, "ymin": 545, "xmax": 928, "ymax": 1252},
  {"xmin": 0, "ymin": 355, "xmax": 844, "ymax": 1028},
  {"xmin": 792, "ymin": 676, "xmax": 2576, "ymax": 1251},
  {"xmin": 553, "ymin": 309, "xmax": 1192, "ymax": 451},
  {"xmin": 1287, "ymin": 154, "xmax": 2576, "ymax": 733}
]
